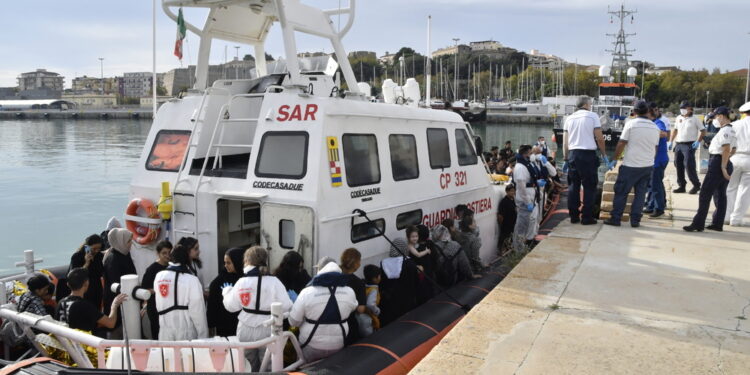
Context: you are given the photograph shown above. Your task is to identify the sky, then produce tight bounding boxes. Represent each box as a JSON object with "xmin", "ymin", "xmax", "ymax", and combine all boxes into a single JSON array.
[{"xmin": 1, "ymin": 0, "xmax": 748, "ymax": 88}]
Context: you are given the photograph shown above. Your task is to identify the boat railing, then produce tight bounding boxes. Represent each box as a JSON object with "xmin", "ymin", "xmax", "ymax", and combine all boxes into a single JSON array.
[{"xmin": 0, "ymin": 302, "xmax": 305, "ymax": 372}]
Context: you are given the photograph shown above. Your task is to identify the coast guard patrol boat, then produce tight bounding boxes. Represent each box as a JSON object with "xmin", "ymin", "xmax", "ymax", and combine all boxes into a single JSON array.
[{"xmin": 128, "ymin": 0, "xmax": 504, "ymax": 286}]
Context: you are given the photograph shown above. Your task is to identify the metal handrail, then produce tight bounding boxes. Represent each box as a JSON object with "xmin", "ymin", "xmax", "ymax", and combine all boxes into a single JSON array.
[{"xmin": 0, "ymin": 305, "xmax": 305, "ymax": 372}]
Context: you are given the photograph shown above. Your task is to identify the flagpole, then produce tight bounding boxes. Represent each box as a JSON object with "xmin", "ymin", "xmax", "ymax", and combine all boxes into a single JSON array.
[{"xmin": 152, "ymin": 0, "xmax": 157, "ymax": 118}]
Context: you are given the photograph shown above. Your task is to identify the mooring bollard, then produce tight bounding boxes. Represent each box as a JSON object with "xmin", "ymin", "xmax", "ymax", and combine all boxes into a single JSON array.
[{"xmin": 111, "ymin": 274, "xmax": 151, "ymax": 340}]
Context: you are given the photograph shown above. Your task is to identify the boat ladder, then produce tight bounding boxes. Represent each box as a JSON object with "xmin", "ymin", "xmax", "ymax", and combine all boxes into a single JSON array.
[{"xmin": 172, "ymin": 93, "xmax": 263, "ymax": 239}]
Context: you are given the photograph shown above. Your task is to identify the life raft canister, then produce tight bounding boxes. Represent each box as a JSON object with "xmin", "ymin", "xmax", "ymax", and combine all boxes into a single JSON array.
[{"xmin": 125, "ymin": 198, "xmax": 161, "ymax": 245}]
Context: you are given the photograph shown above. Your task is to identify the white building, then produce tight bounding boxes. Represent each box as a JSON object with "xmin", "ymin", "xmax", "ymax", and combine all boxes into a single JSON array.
[
  {"xmin": 17, "ymin": 69, "xmax": 64, "ymax": 98},
  {"xmin": 470, "ymin": 40, "xmax": 503, "ymax": 51}
]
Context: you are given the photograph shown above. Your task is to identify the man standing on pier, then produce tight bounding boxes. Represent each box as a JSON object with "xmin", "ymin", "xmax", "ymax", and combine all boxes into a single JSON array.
[
  {"xmin": 563, "ymin": 96, "xmax": 611, "ymax": 225},
  {"xmin": 643, "ymin": 103, "xmax": 670, "ymax": 218},
  {"xmin": 669, "ymin": 101, "xmax": 705, "ymax": 194},
  {"xmin": 604, "ymin": 101, "xmax": 660, "ymax": 228}
]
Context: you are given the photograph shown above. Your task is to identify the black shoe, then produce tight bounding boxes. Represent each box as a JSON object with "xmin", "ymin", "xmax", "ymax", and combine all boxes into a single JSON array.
[
  {"xmin": 581, "ymin": 218, "xmax": 598, "ymax": 225},
  {"xmin": 570, "ymin": 217, "xmax": 580, "ymax": 224},
  {"xmin": 689, "ymin": 186, "xmax": 700, "ymax": 194},
  {"xmin": 643, "ymin": 208, "xmax": 654, "ymax": 214},
  {"xmin": 649, "ymin": 211, "xmax": 664, "ymax": 218},
  {"xmin": 706, "ymin": 224, "xmax": 723, "ymax": 232},
  {"xmin": 673, "ymin": 187, "xmax": 686, "ymax": 193},
  {"xmin": 603, "ymin": 219, "xmax": 621, "ymax": 227},
  {"xmin": 683, "ymin": 225, "xmax": 704, "ymax": 232},
  {"xmin": 630, "ymin": 222, "xmax": 640, "ymax": 228}
]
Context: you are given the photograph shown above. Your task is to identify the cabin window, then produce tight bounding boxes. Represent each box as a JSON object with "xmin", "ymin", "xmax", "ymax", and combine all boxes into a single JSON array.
[
  {"xmin": 389, "ymin": 134, "xmax": 419, "ymax": 181},
  {"xmin": 342, "ymin": 134, "xmax": 381, "ymax": 187},
  {"xmin": 427, "ymin": 128, "xmax": 451, "ymax": 169},
  {"xmin": 279, "ymin": 220, "xmax": 295, "ymax": 249},
  {"xmin": 396, "ymin": 209, "xmax": 423, "ymax": 230},
  {"xmin": 145, "ymin": 130, "xmax": 191, "ymax": 172},
  {"xmin": 351, "ymin": 219, "xmax": 385, "ymax": 243},
  {"xmin": 455, "ymin": 129, "xmax": 478, "ymax": 165},
  {"xmin": 255, "ymin": 131, "xmax": 309, "ymax": 179}
]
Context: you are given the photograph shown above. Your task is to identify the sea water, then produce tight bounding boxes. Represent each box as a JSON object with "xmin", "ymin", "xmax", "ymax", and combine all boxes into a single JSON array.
[{"xmin": 0, "ymin": 119, "xmax": 150, "ymax": 273}]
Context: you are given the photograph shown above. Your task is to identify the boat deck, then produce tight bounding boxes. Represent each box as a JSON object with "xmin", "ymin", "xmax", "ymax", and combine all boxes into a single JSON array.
[{"xmin": 411, "ymin": 162, "xmax": 750, "ymax": 374}]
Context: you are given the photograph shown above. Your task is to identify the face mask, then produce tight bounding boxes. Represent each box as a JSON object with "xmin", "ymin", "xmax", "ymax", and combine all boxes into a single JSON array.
[
  {"xmin": 712, "ymin": 119, "xmax": 721, "ymax": 127},
  {"xmin": 680, "ymin": 109, "xmax": 688, "ymax": 116},
  {"xmin": 529, "ymin": 154, "xmax": 538, "ymax": 162}
]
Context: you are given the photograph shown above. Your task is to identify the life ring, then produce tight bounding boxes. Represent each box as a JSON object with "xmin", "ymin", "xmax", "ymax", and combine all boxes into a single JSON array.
[{"xmin": 125, "ymin": 198, "xmax": 161, "ymax": 245}]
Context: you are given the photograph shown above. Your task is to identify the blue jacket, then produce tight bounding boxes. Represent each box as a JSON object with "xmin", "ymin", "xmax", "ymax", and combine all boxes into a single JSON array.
[{"xmin": 653, "ymin": 118, "xmax": 669, "ymax": 166}]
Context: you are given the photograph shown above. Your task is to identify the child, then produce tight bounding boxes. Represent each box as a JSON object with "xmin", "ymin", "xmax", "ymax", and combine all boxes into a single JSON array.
[
  {"xmin": 357, "ymin": 265, "xmax": 382, "ymax": 337},
  {"xmin": 405, "ymin": 226, "xmax": 431, "ymax": 259},
  {"xmin": 497, "ymin": 185, "xmax": 517, "ymax": 255}
]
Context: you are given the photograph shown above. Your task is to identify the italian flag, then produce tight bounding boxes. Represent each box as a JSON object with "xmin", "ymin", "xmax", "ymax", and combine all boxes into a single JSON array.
[{"xmin": 174, "ymin": 8, "xmax": 186, "ymax": 60}]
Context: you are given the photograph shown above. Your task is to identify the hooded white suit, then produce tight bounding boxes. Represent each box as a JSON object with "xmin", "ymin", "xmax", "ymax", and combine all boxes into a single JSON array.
[
  {"xmin": 154, "ymin": 263, "xmax": 209, "ymax": 341},
  {"xmin": 288, "ymin": 262, "xmax": 358, "ymax": 362}
]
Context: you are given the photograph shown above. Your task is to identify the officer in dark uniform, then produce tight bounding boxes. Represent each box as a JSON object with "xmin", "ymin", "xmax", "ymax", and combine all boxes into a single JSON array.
[{"xmin": 684, "ymin": 106, "xmax": 737, "ymax": 232}]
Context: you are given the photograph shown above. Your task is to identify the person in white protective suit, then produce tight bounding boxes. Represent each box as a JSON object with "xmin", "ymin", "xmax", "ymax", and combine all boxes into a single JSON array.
[
  {"xmin": 528, "ymin": 145, "xmax": 557, "ymax": 239},
  {"xmin": 726, "ymin": 102, "xmax": 750, "ymax": 226},
  {"xmin": 288, "ymin": 262, "xmax": 358, "ymax": 363},
  {"xmin": 513, "ymin": 145, "xmax": 545, "ymax": 253},
  {"xmin": 153, "ymin": 239, "xmax": 208, "ymax": 341},
  {"xmin": 223, "ymin": 246, "xmax": 292, "ymax": 371}
]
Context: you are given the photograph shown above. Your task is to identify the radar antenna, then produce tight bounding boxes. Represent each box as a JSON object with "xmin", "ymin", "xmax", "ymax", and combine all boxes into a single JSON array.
[{"xmin": 605, "ymin": 4, "xmax": 637, "ymax": 82}]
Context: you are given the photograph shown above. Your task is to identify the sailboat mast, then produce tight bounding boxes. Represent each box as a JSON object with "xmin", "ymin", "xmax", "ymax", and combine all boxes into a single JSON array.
[{"xmin": 426, "ymin": 15, "xmax": 432, "ymax": 107}]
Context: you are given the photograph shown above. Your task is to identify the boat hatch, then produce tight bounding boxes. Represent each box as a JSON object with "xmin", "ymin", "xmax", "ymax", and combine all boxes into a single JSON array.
[{"xmin": 260, "ymin": 203, "xmax": 314, "ymax": 274}]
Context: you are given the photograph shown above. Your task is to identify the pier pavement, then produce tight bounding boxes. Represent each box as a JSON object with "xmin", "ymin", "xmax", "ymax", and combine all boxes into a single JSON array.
[{"xmin": 411, "ymin": 164, "xmax": 750, "ymax": 374}]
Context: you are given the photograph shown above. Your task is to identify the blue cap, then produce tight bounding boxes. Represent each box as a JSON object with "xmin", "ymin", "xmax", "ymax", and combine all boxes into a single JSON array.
[
  {"xmin": 713, "ymin": 106, "xmax": 730, "ymax": 117},
  {"xmin": 680, "ymin": 100, "xmax": 693, "ymax": 109}
]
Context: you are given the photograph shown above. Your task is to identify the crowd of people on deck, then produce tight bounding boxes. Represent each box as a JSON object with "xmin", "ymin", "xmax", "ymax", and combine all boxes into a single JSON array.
[{"xmin": 14, "ymin": 208, "xmax": 512, "ymax": 368}]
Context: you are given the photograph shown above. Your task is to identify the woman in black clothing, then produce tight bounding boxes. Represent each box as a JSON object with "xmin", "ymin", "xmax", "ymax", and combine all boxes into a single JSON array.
[
  {"xmin": 340, "ymin": 248, "xmax": 366, "ymax": 346},
  {"xmin": 102, "ymin": 228, "xmax": 136, "ymax": 330},
  {"xmin": 378, "ymin": 238, "xmax": 419, "ymax": 326},
  {"xmin": 206, "ymin": 247, "xmax": 244, "ymax": 337},
  {"xmin": 274, "ymin": 251, "xmax": 311, "ymax": 299},
  {"xmin": 415, "ymin": 225, "xmax": 437, "ymax": 304},
  {"xmin": 69, "ymin": 234, "xmax": 105, "ymax": 310},
  {"xmin": 141, "ymin": 240, "xmax": 172, "ymax": 339}
]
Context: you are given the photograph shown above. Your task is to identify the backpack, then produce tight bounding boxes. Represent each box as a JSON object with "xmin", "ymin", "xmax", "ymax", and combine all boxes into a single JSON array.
[{"xmin": 433, "ymin": 242, "xmax": 461, "ymax": 287}]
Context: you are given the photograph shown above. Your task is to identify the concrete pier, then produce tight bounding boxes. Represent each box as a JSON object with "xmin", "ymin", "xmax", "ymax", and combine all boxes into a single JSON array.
[{"xmin": 411, "ymin": 165, "xmax": 750, "ymax": 374}]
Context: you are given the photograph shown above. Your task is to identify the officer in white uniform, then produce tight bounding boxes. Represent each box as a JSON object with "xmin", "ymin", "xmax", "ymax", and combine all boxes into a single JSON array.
[
  {"xmin": 669, "ymin": 100, "xmax": 706, "ymax": 194},
  {"xmin": 223, "ymin": 246, "xmax": 292, "ymax": 371},
  {"xmin": 726, "ymin": 101, "xmax": 750, "ymax": 226},
  {"xmin": 154, "ymin": 244, "xmax": 209, "ymax": 341},
  {"xmin": 289, "ymin": 262, "xmax": 358, "ymax": 363},
  {"xmin": 684, "ymin": 106, "xmax": 737, "ymax": 232},
  {"xmin": 562, "ymin": 96, "xmax": 611, "ymax": 224}
]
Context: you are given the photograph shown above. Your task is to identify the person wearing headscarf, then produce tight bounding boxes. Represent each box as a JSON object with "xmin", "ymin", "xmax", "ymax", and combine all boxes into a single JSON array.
[
  {"xmin": 274, "ymin": 251, "xmax": 312, "ymax": 300},
  {"xmin": 378, "ymin": 237, "xmax": 420, "ymax": 326},
  {"xmin": 102, "ymin": 228, "xmax": 137, "ymax": 338},
  {"xmin": 431, "ymin": 224, "xmax": 475, "ymax": 287},
  {"xmin": 100, "ymin": 216, "xmax": 122, "ymax": 250},
  {"xmin": 207, "ymin": 247, "xmax": 244, "ymax": 337}
]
